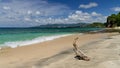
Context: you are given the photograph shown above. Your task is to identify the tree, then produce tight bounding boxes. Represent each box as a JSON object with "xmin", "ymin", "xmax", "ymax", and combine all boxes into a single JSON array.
[
  {"xmin": 116, "ymin": 12, "xmax": 120, "ymax": 26},
  {"xmin": 87, "ymin": 22, "xmax": 105, "ymax": 28},
  {"xmin": 106, "ymin": 12, "xmax": 120, "ymax": 28},
  {"xmin": 106, "ymin": 14, "xmax": 117, "ymax": 27}
]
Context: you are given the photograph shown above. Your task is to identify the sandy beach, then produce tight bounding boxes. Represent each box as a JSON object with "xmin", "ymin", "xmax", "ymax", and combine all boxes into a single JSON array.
[
  {"xmin": 37, "ymin": 33, "xmax": 120, "ymax": 68},
  {"xmin": 1, "ymin": 0, "xmax": 120, "ymax": 68},
  {"xmin": 0, "ymin": 32, "xmax": 119, "ymax": 68}
]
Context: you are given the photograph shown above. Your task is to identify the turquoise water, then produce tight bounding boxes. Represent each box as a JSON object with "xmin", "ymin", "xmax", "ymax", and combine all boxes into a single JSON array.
[{"xmin": 0, "ymin": 28, "xmax": 102, "ymax": 48}]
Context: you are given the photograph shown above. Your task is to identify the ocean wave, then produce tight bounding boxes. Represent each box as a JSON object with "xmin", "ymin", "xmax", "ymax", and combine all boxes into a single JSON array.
[{"xmin": 0, "ymin": 34, "xmax": 73, "ymax": 48}]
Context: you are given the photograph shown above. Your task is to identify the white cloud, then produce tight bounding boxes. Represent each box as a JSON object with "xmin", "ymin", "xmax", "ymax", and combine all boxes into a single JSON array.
[
  {"xmin": 36, "ymin": 11, "xmax": 41, "ymax": 15},
  {"xmin": 3, "ymin": 6, "xmax": 11, "ymax": 10},
  {"xmin": 112, "ymin": 7, "xmax": 120, "ymax": 11},
  {"xmin": 27, "ymin": 10, "xmax": 32, "ymax": 15},
  {"xmin": 33, "ymin": 10, "xmax": 106, "ymax": 25},
  {"xmin": 68, "ymin": 10, "xmax": 106, "ymax": 23},
  {"xmin": 0, "ymin": 0, "xmax": 106, "ymax": 27},
  {"xmin": 0, "ymin": 0, "xmax": 71, "ymax": 27},
  {"xmin": 91, "ymin": 12, "xmax": 101, "ymax": 16},
  {"xmin": 79, "ymin": 2, "xmax": 98, "ymax": 9},
  {"xmin": 35, "ymin": 19, "xmax": 40, "ymax": 22},
  {"xmin": 24, "ymin": 18, "xmax": 31, "ymax": 21},
  {"xmin": 69, "ymin": 11, "xmax": 90, "ymax": 21}
]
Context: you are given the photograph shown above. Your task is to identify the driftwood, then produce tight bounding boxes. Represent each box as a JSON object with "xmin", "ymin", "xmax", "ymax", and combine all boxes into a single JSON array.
[{"xmin": 73, "ymin": 37, "xmax": 90, "ymax": 61}]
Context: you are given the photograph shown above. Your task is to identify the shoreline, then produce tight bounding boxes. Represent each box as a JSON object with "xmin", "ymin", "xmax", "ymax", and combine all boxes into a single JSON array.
[
  {"xmin": 0, "ymin": 28, "xmax": 104, "ymax": 49},
  {"xmin": 0, "ymin": 32, "xmax": 119, "ymax": 68},
  {"xmin": 0, "ymin": 33, "xmax": 75, "ymax": 49}
]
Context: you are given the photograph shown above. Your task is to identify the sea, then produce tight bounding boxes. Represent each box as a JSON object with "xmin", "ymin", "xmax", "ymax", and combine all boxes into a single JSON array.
[{"xmin": 0, "ymin": 28, "xmax": 102, "ymax": 48}]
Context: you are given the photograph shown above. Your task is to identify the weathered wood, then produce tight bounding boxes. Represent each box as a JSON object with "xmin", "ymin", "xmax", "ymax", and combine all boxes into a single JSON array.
[{"xmin": 73, "ymin": 37, "xmax": 90, "ymax": 61}]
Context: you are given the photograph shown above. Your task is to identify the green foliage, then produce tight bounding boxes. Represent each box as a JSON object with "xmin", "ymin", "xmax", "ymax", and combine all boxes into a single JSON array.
[
  {"xmin": 87, "ymin": 22, "xmax": 105, "ymax": 28},
  {"xmin": 106, "ymin": 12, "xmax": 120, "ymax": 27}
]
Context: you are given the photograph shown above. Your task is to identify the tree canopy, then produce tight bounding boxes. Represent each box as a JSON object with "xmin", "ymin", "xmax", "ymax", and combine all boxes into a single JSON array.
[
  {"xmin": 87, "ymin": 22, "xmax": 105, "ymax": 28},
  {"xmin": 106, "ymin": 12, "xmax": 120, "ymax": 27}
]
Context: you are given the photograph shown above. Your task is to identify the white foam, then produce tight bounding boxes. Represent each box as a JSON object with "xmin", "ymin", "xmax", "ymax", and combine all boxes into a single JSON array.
[{"xmin": 0, "ymin": 34, "xmax": 73, "ymax": 48}]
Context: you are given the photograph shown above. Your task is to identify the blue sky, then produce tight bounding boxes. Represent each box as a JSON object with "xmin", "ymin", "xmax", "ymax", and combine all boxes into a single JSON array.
[{"xmin": 0, "ymin": 0, "xmax": 120, "ymax": 27}]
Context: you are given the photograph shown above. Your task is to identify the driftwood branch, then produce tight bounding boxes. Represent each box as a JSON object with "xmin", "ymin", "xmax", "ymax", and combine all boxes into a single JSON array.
[{"xmin": 73, "ymin": 37, "xmax": 90, "ymax": 61}]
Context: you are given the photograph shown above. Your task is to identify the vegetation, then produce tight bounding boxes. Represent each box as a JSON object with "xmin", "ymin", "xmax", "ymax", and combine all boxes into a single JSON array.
[
  {"xmin": 87, "ymin": 22, "xmax": 105, "ymax": 28},
  {"xmin": 105, "ymin": 12, "xmax": 120, "ymax": 27}
]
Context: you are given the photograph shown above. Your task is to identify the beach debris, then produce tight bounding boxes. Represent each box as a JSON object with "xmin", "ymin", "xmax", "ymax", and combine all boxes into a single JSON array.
[{"xmin": 73, "ymin": 37, "xmax": 90, "ymax": 61}]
